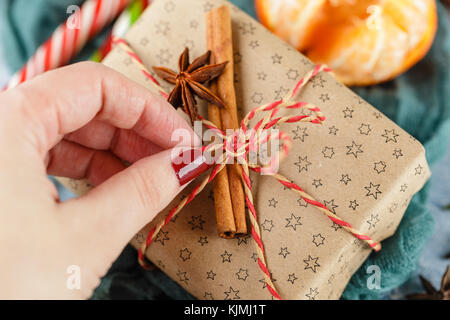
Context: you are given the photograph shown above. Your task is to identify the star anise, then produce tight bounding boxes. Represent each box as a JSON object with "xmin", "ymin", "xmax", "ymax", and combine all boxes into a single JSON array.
[
  {"xmin": 152, "ymin": 48, "xmax": 228, "ymax": 125},
  {"xmin": 407, "ymin": 266, "xmax": 450, "ymax": 300}
]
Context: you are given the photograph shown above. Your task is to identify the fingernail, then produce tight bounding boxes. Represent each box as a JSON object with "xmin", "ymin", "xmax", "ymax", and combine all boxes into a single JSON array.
[{"xmin": 171, "ymin": 148, "xmax": 212, "ymax": 186}]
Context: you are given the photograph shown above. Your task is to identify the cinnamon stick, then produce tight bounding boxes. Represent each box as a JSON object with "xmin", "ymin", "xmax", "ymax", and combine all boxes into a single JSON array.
[
  {"xmin": 206, "ymin": 80, "xmax": 236, "ymax": 238},
  {"xmin": 207, "ymin": 5, "xmax": 247, "ymax": 237}
]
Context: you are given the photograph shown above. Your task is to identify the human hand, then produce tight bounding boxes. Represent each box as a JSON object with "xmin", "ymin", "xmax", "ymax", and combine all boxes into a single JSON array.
[{"xmin": 0, "ymin": 62, "xmax": 201, "ymax": 299}]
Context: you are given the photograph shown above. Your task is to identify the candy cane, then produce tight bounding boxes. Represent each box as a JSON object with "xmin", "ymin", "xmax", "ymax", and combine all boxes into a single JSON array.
[
  {"xmin": 4, "ymin": 0, "xmax": 133, "ymax": 90},
  {"xmin": 91, "ymin": 0, "xmax": 150, "ymax": 62}
]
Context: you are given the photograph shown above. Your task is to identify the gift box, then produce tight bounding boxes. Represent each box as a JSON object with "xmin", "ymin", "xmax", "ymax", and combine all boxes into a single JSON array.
[{"xmin": 57, "ymin": 0, "xmax": 431, "ymax": 300}]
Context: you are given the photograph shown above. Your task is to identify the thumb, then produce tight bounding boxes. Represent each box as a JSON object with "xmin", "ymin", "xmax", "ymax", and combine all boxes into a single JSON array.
[{"xmin": 58, "ymin": 147, "xmax": 210, "ymax": 265}]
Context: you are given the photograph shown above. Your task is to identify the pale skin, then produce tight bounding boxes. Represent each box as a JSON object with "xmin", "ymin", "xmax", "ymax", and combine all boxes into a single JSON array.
[{"xmin": 0, "ymin": 62, "xmax": 199, "ymax": 299}]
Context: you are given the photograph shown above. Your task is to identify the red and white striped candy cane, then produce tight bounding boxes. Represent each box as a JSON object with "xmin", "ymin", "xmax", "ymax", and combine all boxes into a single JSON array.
[{"xmin": 4, "ymin": 0, "xmax": 133, "ymax": 90}]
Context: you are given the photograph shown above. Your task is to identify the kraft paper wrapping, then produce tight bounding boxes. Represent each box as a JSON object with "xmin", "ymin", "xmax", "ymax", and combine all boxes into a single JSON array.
[{"xmin": 56, "ymin": 0, "xmax": 431, "ymax": 300}]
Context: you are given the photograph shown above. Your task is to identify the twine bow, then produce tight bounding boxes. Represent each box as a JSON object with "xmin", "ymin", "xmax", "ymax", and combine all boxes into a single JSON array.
[{"xmin": 113, "ymin": 37, "xmax": 381, "ymax": 300}]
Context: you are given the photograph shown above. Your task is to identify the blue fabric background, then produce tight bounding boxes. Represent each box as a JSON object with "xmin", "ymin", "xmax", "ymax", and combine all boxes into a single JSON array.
[{"xmin": 1, "ymin": 0, "xmax": 449, "ymax": 300}]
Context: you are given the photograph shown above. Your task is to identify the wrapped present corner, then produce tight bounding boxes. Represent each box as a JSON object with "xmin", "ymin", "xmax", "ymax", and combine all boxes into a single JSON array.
[{"xmin": 57, "ymin": 0, "xmax": 431, "ymax": 300}]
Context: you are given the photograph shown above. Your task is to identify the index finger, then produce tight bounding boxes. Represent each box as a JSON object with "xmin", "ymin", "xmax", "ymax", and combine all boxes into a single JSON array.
[{"xmin": 1, "ymin": 62, "xmax": 197, "ymax": 157}]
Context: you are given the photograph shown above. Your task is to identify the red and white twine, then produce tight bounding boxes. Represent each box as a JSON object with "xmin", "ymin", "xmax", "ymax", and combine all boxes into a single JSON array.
[{"xmin": 114, "ymin": 38, "xmax": 382, "ymax": 300}]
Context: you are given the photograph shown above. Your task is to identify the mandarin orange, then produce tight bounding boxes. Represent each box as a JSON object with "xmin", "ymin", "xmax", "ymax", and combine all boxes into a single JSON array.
[{"xmin": 255, "ymin": 0, "xmax": 438, "ymax": 86}]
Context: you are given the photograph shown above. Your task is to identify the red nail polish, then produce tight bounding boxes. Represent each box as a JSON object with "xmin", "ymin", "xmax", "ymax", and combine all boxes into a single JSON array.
[{"xmin": 171, "ymin": 148, "xmax": 212, "ymax": 186}]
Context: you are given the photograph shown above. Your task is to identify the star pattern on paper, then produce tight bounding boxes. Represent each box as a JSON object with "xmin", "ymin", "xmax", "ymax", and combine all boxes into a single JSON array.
[
  {"xmin": 312, "ymin": 233, "xmax": 325, "ymax": 247},
  {"xmin": 164, "ymin": 1, "xmax": 175, "ymax": 12},
  {"xmin": 249, "ymin": 40, "xmax": 259, "ymax": 49},
  {"xmin": 203, "ymin": 1, "xmax": 214, "ymax": 12},
  {"xmin": 324, "ymin": 199, "xmax": 338, "ymax": 214},
  {"xmin": 188, "ymin": 215, "xmax": 205, "ymax": 230},
  {"xmin": 190, "ymin": 20, "xmax": 198, "ymax": 29},
  {"xmin": 224, "ymin": 287, "xmax": 240, "ymax": 300},
  {"xmin": 365, "ymin": 182, "xmax": 382, "ymax": 199},
  {"xmin": 274, "ymin": 86, "xmax": 289, "ymax": 99},
  {"xmin": 236, "ymin": 268, "xmax": 249, "ymax": 281},
  {"xmin": 204, "ymin": 292, "xmax": 214, "ymax": 300},
  {"xmin": 319, "ymin": 93, "xmax": 330, "ymax": 102},
  {"xmin": 287, "ymin": 273, "xmax": 298, "ymax": 284},
  {"xmin": 221, "ymin": 250, "xmax": 232, "ymax": 263},
  {"xmin": 198, "ymin": 236, "xmax": 208, "ymax": 246},
  {"xmin": 155, "ymin": 230, "xmax": 169, "ymax": 245},
  {"xmin": 286, "ymin": 69, "xmax": 300, "ymax": 80},
  {"xmin": 292, "ymin": 127, "xmax": 308, "ymax": 142},
  {"xmin": 389, "ymin": 203, "xmax": 398, "ymax": 213},
  {"xmin": 300, "ymin": 57, "xmax": 311, "ymax": 65},
  {"xmin": 331, "ymin": 222, "xmax": 342, "ymax": 231},
  {"xmin": 349, "ymin": 200, "xmax": 359, "ymax": 210},
  {"xmin": 295, "ymin": 156, "xmax": 312, "ymax": 173},
  {"xmin": 311, "ymin": 76, "xmax": 326, "ymax": 88},
  {"xmin": 329, "ymin": 125, "xmax": 339, "ymax": 135},
  {"xmin": 239, "ymin": 22, "xmax": 256, "ymax": 35},
  {"xmin": 386, "ymin": 221, "xmax": 395, "ymax": 230},
  {"xmin": 135, "ymin": 233, "xmax": 145, "ymax": 244},
  {"xmin": 340, "ymin": 174, "xmax": 351, "ymax": 185},
  {"xmin": 156, "ymin": 48, "xmax": 172, "ymax": 64},
  {"xmin": 328, "ymin": 274, "xmax": 335, "ymax": 285},
  {"xmin": 279, "ymin": 247, "xmax": 290, "ymax": 259},
  {"xmin": 134, "ymin": 233, "xmax": 145, "ymax": 244},
  {"xmin": 415, "ymin": 164, "xmax": 423, "ymax": 175},
  {"xmin": 304, "ymin": 255, "xmax": 320, "ymax": 273},
  {"xmin": 305, "ymin": 288, "xmax": 319, "ymax": 300},
  {"xmin": 261, "ymin": 219, "xmax": 274, "ymax": 232},
  {"xmin": 155, "ymin": 21, "xmax": 170, "ymax": 36},
  {"xmin": 140, "ymin": 37, "xmax": 149, "ymax": 47},
  {"xmin": 257, "ymin": 72, "xmax": 267, "ymax": 81},
  {"xmin": 358, "ymin": 123, "xmax": 372, "ymax": 135},
  {"xmin": 268, "ymin": 198, "xmax": 278, "ymax": 208},
  {"xmin": 251, "ymin": 253, "xmax": 258, "ymax": 262},
  {"xmin": 206, "ymin": 270, "xmax": 216, "ymax": 280},
  {"xmin": 400, "ymin": 184, "xmax": 408, "ymax": 192},
  {"xmin": 123, "ymin": 57, "xmax": 132, "ymax": 66},
  {"xmin": 259, "ymin": 274, "xmax": 277, "ymax": 289},
  {"xmin": 343, "ymin": 107, "xmax": 354, "ymax": 118},
  {"xmin": 382, "ymin": 129, "xmax": 399, "ymax": 143},
  {"xmin": 373, "ymin": 111, "xmax": 382, "ymax": 119},
  {"xmin": 297, "ymin": 197, "xmax": 308, "ymax": 207},
  {"xmin": 236, "ymin": 235, "xmax": 251, "ymax": 246},
  {"xmin": 393, "ymin": 148, "xmax": 403, "ymax": 159},
  {"xmin": 176, "ymin": 270, "xmax": 189, "ymax": 284},
  {"xmin": 354, "ymin": 96, "xmax": 364, "ymax": 104},
  {"xmin": 322, "ymin": 146, "xmax": 335, "ymax": 159},
  {"xmin": 312, "ymin": 179, "xmax": 323, "ymax": 188},
  {"xmin": 367, "ymin": 214, "xmax": 380, "ymax": 230},
  {"xmin": 179, "ymin": 248, "xmax": 192, "ymax": 262},
  {"xmin": 346, "ymin": 141, "xmax": 363, "ymax": 158},
  {"xmin": 285, "ymin": 213, "xmax": 302, "ymax": 230},
  {"xmin": 251, "ymin": 92, "xmax": 264, "ymax": 104},
  {"xmin": 271, "ymin": 53, "xmax": 282, "ymax": 64},
  {"xmin": 374, "ymin": 161, "xmax": 387, "ymax": 174},
  {"xmin": 156, "ymin": 260, "xmax": 165, "ymax": 269}
]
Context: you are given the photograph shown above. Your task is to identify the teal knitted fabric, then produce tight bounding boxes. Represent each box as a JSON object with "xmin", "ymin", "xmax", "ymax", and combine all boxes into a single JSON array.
[
  {"xmin": 2, "ymin": 0, "xmax": 449, "ymax": 300},
  {"xmin": 0, "ymin": 0, "xmax": 107, "ymax": 71}
]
